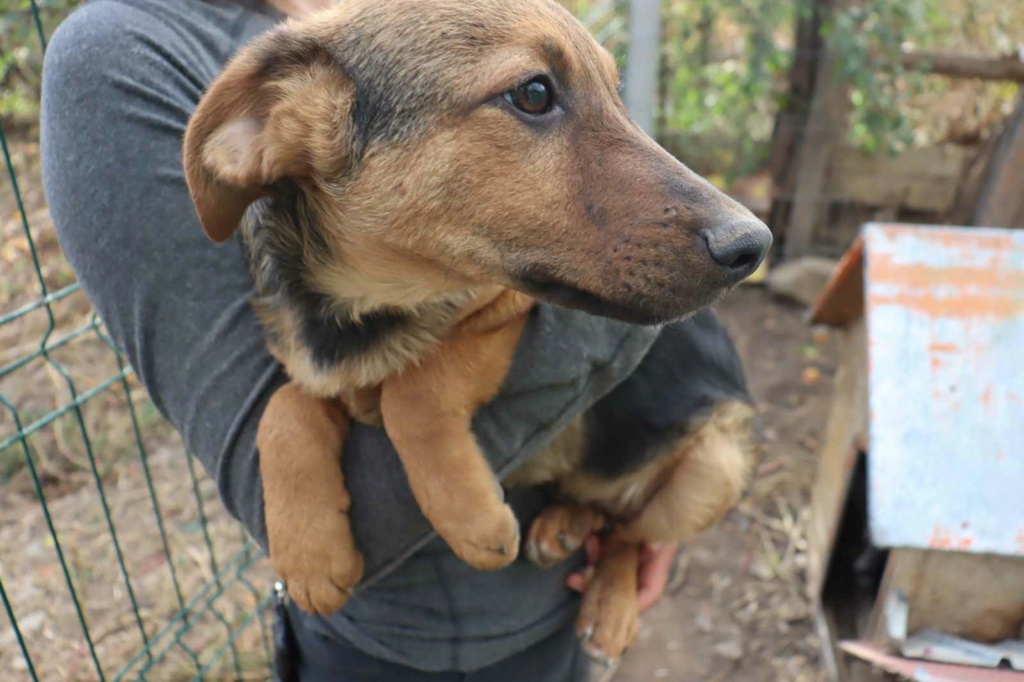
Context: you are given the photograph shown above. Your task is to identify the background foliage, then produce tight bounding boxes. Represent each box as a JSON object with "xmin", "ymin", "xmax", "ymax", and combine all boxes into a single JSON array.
[
  {"xmin": 652, "ymin": 0, "xmax": 1021, "ymax": 183},
  {"xmin": 1, "ymin": 1, "xmax": 84, "ymax": 131},
  {"xmin": 1, "ymin": 0, "xmax": 1022, "ymax": 178}
]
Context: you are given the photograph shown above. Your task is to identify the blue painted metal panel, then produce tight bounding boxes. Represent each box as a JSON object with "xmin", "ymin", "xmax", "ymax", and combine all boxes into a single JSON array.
[{"xmin": 863, "ymin": 222, "xmax": 1024, "ymax": 556}]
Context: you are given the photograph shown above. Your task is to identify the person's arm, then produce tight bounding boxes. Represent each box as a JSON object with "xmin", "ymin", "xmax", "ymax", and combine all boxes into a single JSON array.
[{"xmin": 40, "ymin": 1, "xmax": 658, "ymax": 584}]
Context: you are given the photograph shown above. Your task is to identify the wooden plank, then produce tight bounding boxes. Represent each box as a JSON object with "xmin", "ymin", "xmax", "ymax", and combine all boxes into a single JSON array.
[
  {"xmin": 973, "ymin": 93, "xmax": 1024, "ymax": 228},
  {"xmin": 766, "ymin": 0, "xmax": 833, "ymax": 241},
  {"xmin": 828, "ymin": 145, "xmax": 970, "ymax": 213},
  {"xmin": 817, "ymin": 604, "xmax": 895, "ymax": 682},
  {"xmin": 810, "ymin": 237, "xmax": 865, "ymax": 327},
  {"xmin": 946, "ymin": 133, "xmax": 1003, "ymax": 226},
  {"xmin": 899, "ymin": 50, "xmax": 1024, "ymax": 83},
  {"xmin": 867, "ymin": 549, "xmax": 1024, "ymax": 644},
  {"xmin": 782, "ymin": 0, "xmax": 852, "ymax": 260},
  {"xmin": 864, "ymin": 550, "xmax": 927, "ymax": 644},
  {"xmin": 807, "ymin": 317, "xmax": 869, "ymax": 599}
]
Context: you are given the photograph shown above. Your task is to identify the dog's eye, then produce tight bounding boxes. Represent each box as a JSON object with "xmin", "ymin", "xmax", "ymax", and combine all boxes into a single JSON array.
[{"xmin": 504, "ymin": 77, "xmax": 555, "ymax": 115}]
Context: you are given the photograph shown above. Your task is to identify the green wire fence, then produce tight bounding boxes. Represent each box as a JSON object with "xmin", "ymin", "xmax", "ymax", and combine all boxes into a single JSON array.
[
  {"xmin": 0, "ymin": 3, "xmax": 627, "ymax": 681},
  {"xmin": 1, "ymin": 3, "xmax": 277, "ymax": 681}
]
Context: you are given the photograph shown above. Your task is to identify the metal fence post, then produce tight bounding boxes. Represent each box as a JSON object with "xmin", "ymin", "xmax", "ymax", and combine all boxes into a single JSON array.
[{"xmin": 624, "ymin": 0, "xmax": 661, "ymax": 135}]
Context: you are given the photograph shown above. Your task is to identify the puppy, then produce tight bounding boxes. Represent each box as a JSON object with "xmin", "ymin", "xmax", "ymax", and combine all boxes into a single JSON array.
[{"xmin": 182, "ymin": 0, "xmax": 770, "ymax": 661}]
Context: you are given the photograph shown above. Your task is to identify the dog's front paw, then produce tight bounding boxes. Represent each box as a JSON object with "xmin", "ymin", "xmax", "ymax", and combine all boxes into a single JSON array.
[
  {"xmin": 526, "ymin": 504, "xmax": 606, "ymax": 569},
  {"xmin": 576, "ymin": 565, "xmax": 641, "ymax": 666},
  {"xmin": 440, "ymin": 503, "xmax": 521, "ymax": 570},
  {"xmin": 270, "ymin": 510, "xmax": 364, "ymax": 615}
]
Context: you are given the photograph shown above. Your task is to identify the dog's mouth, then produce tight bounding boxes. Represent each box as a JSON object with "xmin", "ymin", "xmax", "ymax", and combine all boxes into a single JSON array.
[{"xmin": 513, "ymin": 268, "xmax": 679, "ymax": 326}]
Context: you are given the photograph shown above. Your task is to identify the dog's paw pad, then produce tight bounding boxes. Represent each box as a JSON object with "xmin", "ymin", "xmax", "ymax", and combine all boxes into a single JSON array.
[
  {"xmin": 283, "ymin": 572, "xmax": 357, "ymax": 615},
  {"xmin": 575, "ymin": 571, "xmax": 640, "ymax": 663},
  {"xmin": 270, "ymin": 512, "xmax": 364, "ymax": 615},
  {"xmin": 277, "ymin": 551, "xmax": 364, "ymax": 614},
  {"xmin": 525, "ymin": 504, "xmax": 604, "ymax": 569},
  {"xmin": 444, "ymin": 503, "xmax": 520, "ymax": 570}
]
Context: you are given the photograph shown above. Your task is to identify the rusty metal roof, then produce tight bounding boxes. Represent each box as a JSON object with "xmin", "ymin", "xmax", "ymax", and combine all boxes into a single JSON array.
[{"xmin": 840, "ymin": 641, "xmax": 1024, "ymax": 681}]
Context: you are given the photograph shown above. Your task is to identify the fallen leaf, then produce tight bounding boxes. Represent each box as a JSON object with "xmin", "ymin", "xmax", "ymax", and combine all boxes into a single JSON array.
[{"xmin": 801, "ymin": 367, "xmax": 821, "ymax": 386}]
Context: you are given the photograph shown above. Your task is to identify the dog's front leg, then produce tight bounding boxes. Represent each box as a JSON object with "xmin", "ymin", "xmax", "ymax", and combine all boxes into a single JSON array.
[
  {"xmin": 258, "ymin": 382, "xmax": 364, "ymax": 613},
  {"xmin": 575, "ymin": 529, "xmax": 642, "ymax": 665},
  {"xmin": 381, "ymin": 293, "xmax": 532, "ymax": 570}
]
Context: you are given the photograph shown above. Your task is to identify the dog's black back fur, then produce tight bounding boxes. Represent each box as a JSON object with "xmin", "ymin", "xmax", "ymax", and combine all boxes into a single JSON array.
[{"xmin": 581, "ymin": 309, "xmax": 752, "ymax": 480}]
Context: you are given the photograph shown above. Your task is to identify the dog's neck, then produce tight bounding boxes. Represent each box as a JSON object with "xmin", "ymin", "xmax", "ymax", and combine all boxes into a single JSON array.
[
  {"xmin": 248, "ymin": 185, "xmax": 477, "ymax": 313},
  {"xmin": 240, "ymin": 189, "xmax": 482, "ymax": 387}
]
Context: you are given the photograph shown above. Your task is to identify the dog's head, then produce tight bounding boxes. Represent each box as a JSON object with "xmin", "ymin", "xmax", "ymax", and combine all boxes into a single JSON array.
[{"xmin": 183, "ymin": 0, "xmax": 772, "ymax": 324}]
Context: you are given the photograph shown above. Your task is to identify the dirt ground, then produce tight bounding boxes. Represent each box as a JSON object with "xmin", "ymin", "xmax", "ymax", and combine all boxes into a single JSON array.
[{"xmin": 602, "ymin": 286, "xmax": 839, "ymax": 682}]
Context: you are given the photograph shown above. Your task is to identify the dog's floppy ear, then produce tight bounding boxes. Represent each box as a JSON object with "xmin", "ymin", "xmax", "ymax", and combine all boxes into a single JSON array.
[{"xmin": 183, "ymin": 23, "xmax": 352, "ymax": 242}]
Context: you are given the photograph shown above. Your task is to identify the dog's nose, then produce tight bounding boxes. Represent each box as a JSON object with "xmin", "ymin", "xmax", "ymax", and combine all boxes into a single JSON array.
[{"xmin": 702, "ymin": 219, "xmax": 773, "ymax": 283}]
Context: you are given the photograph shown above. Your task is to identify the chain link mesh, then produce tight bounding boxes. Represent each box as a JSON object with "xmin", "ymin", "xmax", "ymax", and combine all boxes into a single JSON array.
[{"xmin": 1, "ymin": 3, "xmax": 275, "ymax": 680}]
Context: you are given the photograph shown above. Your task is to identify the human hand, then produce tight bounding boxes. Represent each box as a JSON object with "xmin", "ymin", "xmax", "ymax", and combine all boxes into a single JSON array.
[{"xmin": 565, "ymin": 535, "xmax": 679, "ymax": 612}]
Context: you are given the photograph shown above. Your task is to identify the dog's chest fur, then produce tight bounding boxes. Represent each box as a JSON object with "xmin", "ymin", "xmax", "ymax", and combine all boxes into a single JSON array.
[{"xmin": 238, "ymin": 194, "xmax": 477, "ymax": 397}]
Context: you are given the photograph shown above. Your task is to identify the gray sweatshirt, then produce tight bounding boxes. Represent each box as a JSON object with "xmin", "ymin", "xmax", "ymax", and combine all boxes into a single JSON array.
[{"xmin": 40, "ymin": 0, "xmax": 660, "ymax": 672}]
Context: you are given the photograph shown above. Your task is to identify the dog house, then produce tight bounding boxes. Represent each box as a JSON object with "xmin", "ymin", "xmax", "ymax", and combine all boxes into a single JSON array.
[{"xmin": 805, "ymin": 223, "xmax": 1024, "ymax": 681}]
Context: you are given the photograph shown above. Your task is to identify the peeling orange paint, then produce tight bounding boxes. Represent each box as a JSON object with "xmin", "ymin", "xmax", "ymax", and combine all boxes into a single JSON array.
[
  {"xmin": 884, "ymin": 223, "xmax": 1011, "ymax": 245},
  {"xmin": 981, "ymin": 385, "xmax": 994, "ymax": 413},
  {"xmin": 929, "ymin": 527, "xmax": 952, "ymax": 549},
  {"xmin": 863, "ymin": 225, "xmax": 1023, "ymax": 557},
  {"xmin": 871, "ymin": 256, "xmax": 1022, "ymax": 287},
  {"xmin": 869, "ymin": 291, "xmax": 1024, "ymax": 319},
  {"xmin": 881, "ymin": 224, "xmax": 1016, "ymax": 261},
  {"xmin": 928, "ymin": 526, "xmax": 975, "ymax": 551},
  {"xmin": 867, "ymin": 252, "xmax": 1024, "ymax": 319}
]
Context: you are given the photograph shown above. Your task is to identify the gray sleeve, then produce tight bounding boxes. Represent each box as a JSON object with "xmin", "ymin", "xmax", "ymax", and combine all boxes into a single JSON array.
[{"xmin": 40, "ymin": 1, "xmax": 657, "ymax": 584}]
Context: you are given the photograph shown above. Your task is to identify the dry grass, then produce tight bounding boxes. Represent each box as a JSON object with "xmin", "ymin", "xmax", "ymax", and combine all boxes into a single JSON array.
[{"xmin": 0, "ymin": 445, "xmax": 275, "ymax": 682}]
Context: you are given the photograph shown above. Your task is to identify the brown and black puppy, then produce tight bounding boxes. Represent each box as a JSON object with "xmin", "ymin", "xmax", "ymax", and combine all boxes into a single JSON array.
[{"xmin": 182, "ymin": 0, "xmax": 770, "ymax": 662}]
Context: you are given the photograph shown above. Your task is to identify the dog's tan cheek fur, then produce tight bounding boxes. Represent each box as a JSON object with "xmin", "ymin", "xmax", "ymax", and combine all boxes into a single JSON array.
[
  {"xmin": 331, "ymin": 114, "xmax": 579, "ymax": 277},
  {"xmin": 325, "ymin": 106, "xmax": 735, "ymax": 315}
]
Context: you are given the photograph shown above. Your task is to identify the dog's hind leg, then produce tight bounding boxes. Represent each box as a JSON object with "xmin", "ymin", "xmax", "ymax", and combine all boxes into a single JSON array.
[
  {"xmin": 617, "ymin": 401, "xmax": 754, "ymax": 546},
  {"xmin": 570, "ymin": 401, "xmax": 754, "ymax": 660},
  {"xmin": 381, "ymin": 292, "xmax": 533, "ymax": 570},
  {"xmin": 258, "ymin": 383, "xmax": 364, "ymax": 614}
]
